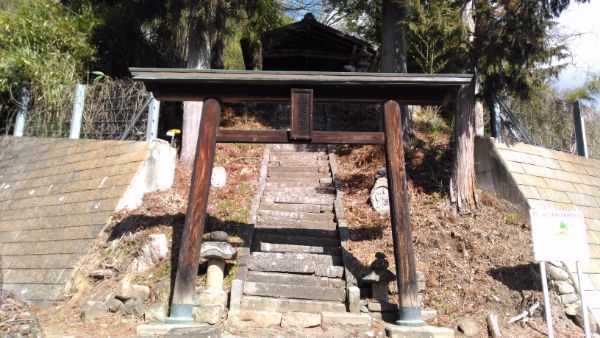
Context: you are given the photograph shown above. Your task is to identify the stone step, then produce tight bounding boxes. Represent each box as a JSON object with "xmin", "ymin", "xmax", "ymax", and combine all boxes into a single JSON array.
[
  {"xmin": 253, "ymin": 226, "xmax": 339, "ymax": 239},
  {"xmin": 267, "ymin": 166, "xmax": 329, "ymax": 173},
  {"xmin": 253, "ymin": 241, "xmax": 341, "ymax": 255},
  {"xmin": 269, "ymin": 157, "xmax": 327, "ymax": 164},
  {"xmin": 261, "ymin": 194, "xmax": 334, "ymax": 205},
  {"xmin": 244, "ymin": 281, "xmax": 346, "ymax": 302},
  {"xmin": 268, "ymin": 144, "xmax": 327, "ymax": 152},
  {"xmin": 266, "ymin": 177, "xmax": 333, "ymax": 184},
  {"xmin": 227, "ymin": 310, "xmax": 282, "ymax": 328},
  {"xmin": 247, "ymin": 271, "xmax": 346, "ymax": 289},
  {"xmin": 268, "ymin": 172, "xmax": 330, "ymax": 179},
  {"xmin": 322, "ymin": 312, "xmax": 372, "ymax": 329},
  {"xmin": 281, "ymin": 312, "xmax": 322, "ymax": 328},
  {"xmin": 241, "ymin": 296, "xmax": 346, "ymax": 314},
  {"xmin": 269, "ymin": 160, "xmax": 328, "ymax": 168},
  {"xmin": 257, "ymin": 217, "xmax": 337, "ymax": 230},
  {"xmin": 253, "ymin": 233, "xmax": 341, "ymax": 248},
  {"xmin": 251, "ymin": 252, "xmax": 342, "ymax": 264},
  {"xmin": 259, "ymin": 202, "xmax": 332, "ymax": 213},
  {"xmin": 269, "ymin": 160, "xmax": 328, "ymax": 166},
  {"xmin": 265, "ymin": 181, "xmax": 333, "ymax": 188},
  {"xmin": 258, "ymin": 209, "xmax": 335, "ymax": 222},
  {"xmin": 247, "ymin": 253, "xmax": 344, "ymax": 277},
  {"xmin": 269, "ymin": 152, "xmax": 327, "ymax": 158},
  {"xmin": 263, "ymin": 186, "xmax": 335, "ymax": 195}
]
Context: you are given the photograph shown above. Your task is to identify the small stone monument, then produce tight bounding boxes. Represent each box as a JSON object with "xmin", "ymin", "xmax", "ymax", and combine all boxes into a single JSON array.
[
  {"xmin": 198, "ymin": 231, "xmax": 236, "ymax": 306},
  {"xmin": 370, "ymin": 167, "xmax": 390, "ymax": 216},
  {"xmin": 211, "ymin": 167, "xmax": 227, "ymax": 188}
]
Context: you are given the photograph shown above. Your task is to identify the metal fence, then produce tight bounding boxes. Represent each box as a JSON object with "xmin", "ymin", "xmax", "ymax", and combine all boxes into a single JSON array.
[
  {"xmin": 12, "ymin": 78, "xmax": 155, "ymax": 141},
  {"xmin": 81, "ymin": 79, "xmax": 150, "ymax": 140},
  {"xmin": 489, "ymin": 95, "xmax": 599, "ymax": 159}
]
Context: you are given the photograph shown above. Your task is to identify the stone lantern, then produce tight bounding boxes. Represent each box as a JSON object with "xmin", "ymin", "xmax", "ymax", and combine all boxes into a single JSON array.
[
  {"xmin": 198, "ymin": 231, "xmax": 236, "ymax": 305},
  {"xmin": 362, "ymin": 252, "xmax": 396, "ymax": 302}
]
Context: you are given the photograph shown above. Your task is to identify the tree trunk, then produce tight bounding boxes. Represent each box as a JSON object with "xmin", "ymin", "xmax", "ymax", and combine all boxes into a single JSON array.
[
  {"xmin": 180, "ymin": 2, "xmax": 211, "ymax": 167},
  {"xmin": 380, "ymin": 0, "xmax": 411, "ymax": 142},
  {"xmin": 449, "ymin": 0, "xmax": 478, "ymax": 212},
  {"xmin": 462, "ymin": 0, "xmax": 485, "ymax": 137},
  {"xmin": 240, "ymin": 38, "xmax": 263, "ymax": 70},
  {"xmin": 474, "ymin": 85, "xmax": 485, "ymax": 137},
  {"xmin": 211, "ymin": 1, "xmax": 226, "ymax": 70},
  {"xmin": 450, "ymin": 80, "xmax": 478, "ymax": 212}
]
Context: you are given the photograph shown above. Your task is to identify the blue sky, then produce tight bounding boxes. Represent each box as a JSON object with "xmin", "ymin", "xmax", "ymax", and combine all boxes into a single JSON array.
[{"xmin": 554, "ymin": 1, "xmax": 600, "ymax": 95}]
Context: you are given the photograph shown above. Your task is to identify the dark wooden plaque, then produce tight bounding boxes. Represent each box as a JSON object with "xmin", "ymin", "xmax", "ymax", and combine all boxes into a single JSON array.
[{"xmin": 290, "ymin": 88, "xmax": 313, "ymax": 140}]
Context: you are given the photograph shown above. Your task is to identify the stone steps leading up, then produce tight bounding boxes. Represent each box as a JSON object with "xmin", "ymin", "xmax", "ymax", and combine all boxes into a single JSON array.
[
  {"xmin": 267, "ymin": 172, "xmax": 331, "ymax": 179},
  {"xmin": 264, "ymin": 181, "xmax": 332, "ymax": 188},
  {"xmin": 258, "ymin": 209, "xmax": 335, "ymax": 222},
  {"xmin": 262, "ymin": 186, "xmax": 335, "ymax": 194},
  {"xmin": 267, "ymin": 166, "xmax": 329, "ymax": 172},
  {"xmin": 246, "ymin": 271, "xmax": 346, "ymax": 288},
  {"xmin": 236, "ymin": 146, "xmax": 349, "ymax": 327},
  {"xmin": 253, "ymin": 241, "xmax": 342, "ymax": 255},
  {"xmin": 243, "ymin": 281, "xmax": 346, "ymax": 302},
  {"xmin": 247, "ymin": 254, "xmax": 344, "ymax": 278},
  {"xmin": 264, "ymin": 177, "xmax": 333, "ymax": 184},
  {"xmin": 261, "ymin": 194, "xmax": 334, "ymax": 205},
  {"xmin": 240, "ymin": 296, "xmax": 346, "ymax": 314},
  {"xmin": 253, "ymin": 233, "xmax": 341, "ymax": 248},
  {"xmin": 259, "ymin": 202, "xmax": 333, "ymax": 213},
  {"xmin": 257, "ymin": 217, "xmax": 337, "ymax": 230},
  {"xmin": 253, "ymin": 227, "xmax": 339, "ymax": 239}
]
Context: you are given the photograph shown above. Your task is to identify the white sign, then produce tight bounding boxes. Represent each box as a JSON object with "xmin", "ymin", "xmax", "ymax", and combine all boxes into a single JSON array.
[{"xmin": 530, "ymin": 209, "xmax": 589, "ymax": 262}]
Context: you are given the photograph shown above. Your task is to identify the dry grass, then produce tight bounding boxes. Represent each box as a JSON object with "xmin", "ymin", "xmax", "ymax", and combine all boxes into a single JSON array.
[{"xmin": 334, "ymin": 120, "xmax": 584, "ymax": 337}]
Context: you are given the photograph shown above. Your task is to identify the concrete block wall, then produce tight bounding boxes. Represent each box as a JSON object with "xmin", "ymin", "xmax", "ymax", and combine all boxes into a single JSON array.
[
  {"xmin": 475, "ymin": 137, "xmax": 600, "ymax": 323},
  {"xmin": 0, "ymin": 137, "xmax": 175, "ymax": 306}
]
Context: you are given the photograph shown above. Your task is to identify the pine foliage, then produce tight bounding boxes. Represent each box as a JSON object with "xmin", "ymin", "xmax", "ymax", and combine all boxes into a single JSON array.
[{"xmin": 406, "ymin": 0, "xmax": 466, "ymax": 74}]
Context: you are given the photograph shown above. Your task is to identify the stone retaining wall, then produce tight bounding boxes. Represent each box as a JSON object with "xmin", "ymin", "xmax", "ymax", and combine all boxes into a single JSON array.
[{"xmin": 0, "ymin": 136, "xmax": 175, "ymax": 306}]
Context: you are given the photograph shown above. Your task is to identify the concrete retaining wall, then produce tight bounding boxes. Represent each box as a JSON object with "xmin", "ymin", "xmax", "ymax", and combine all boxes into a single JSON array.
[
  {"xmin": 475, "ymin": 137, "xmax": 600, "ymax": 324},
  {"xmin": 0, "ymin": 136, "xmax": 175, "ymax": 306}
]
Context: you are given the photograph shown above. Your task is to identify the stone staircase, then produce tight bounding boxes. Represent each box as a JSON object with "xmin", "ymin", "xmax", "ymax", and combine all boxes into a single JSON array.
[{"xmin": 232, "ymin": 144, "xmax": 359, "ymax": 326}]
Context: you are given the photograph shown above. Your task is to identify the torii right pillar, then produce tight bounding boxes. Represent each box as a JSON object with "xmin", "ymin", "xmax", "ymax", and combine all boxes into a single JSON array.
[{"xmin": 383, "ymin": 100, "xmax": 425, "ymax": 326}]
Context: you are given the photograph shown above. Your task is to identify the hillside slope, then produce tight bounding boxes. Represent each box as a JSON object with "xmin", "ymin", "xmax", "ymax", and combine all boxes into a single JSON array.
[
  {"xmin": 6, "ymin": 112, "xmax": 586, "ymax": 337},
  {"xmin": 335, "ymin": 120, "xmax": 583, "ymax": 337}
]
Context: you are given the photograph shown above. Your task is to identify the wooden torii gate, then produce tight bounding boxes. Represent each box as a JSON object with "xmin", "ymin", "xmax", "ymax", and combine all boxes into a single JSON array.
[{"xmin": 131, "ymin": 69, "xmax": 472, "ymax": 326}]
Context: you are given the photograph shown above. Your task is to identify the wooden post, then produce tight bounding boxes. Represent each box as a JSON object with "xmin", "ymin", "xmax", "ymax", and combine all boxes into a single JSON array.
[
  {"xmin": 573, "ymin": 101, "xmax": 588, "ymax": 158},
  {"xmin": 168, "ymin": 99, "xmax": 221, "ymax": 322},
  {"xmin": 383, "ymin": 100, "xmax": 424, "ymax": 326},
  {"xmin": 13, "ymin": 87, "xmax": 29, "ymax": 137},
  {"xmin": 69, "ymin": 84, "xmax": 86, "ymax": 139},
  {"xmin": 146, "ymin": 94, "xmax": 160, "ymax": 141},
  {"xmin": 488, "ymin": 94, "xmax": 502, "ymax": 142}
]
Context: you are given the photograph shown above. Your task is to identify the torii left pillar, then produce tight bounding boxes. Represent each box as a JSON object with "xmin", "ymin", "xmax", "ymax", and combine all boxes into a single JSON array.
[{"xmin": 168, "ymin": 99, "xmax": 221, "ymax": 322}]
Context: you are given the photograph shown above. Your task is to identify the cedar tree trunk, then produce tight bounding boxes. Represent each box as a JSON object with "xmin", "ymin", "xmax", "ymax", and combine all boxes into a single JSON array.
[
  {"xmin": 450, "ymin": 79, "xmax": 478, "ymax": 212},
  {"xmin": 180, "ymin": 3, "xmax": 211, "ymax": 167},
  {"xmin": 240, "ymin": 38, "xmax": 263, "ymax": 70},
  {"xmin": 380, "ymin": 0, "xmax": 411, "ymax": 142},
  {"xmin": 462, "ymin": 0, "xmax": 484, "ymax": 136},
  {"xmin": 211, "ymin": 1, "xmax": 226, "ymax": 70}
]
